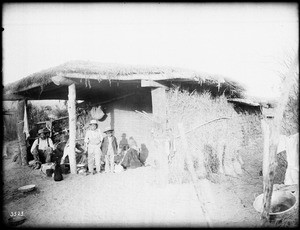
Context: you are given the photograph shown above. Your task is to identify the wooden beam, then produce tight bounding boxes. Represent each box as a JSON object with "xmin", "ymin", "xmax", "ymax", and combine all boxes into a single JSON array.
[
  {"xmin": 68, "ymin": 83, "xmax": 77, "ymax": 174},
  {"xmin": 3, "ymin": 94, "xmax": 30, "ymax": 101},
  {"xmin": 16, "ymin": 100, "xmax": 28, "ymax": 166},
  {"xmin": 62, "ymin": 72, "xmax": 187, "ymax": 81},
  {"xmin": 141, "ymin": 79, "xmax": 167, "ymax": 88},
  {"xmin": 52, "ymin": 75, "xmax": 76, "ymax": 86}
]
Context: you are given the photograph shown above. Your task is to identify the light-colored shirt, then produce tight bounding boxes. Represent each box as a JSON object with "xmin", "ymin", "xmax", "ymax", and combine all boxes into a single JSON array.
[
  {"xmin": 30, "ymin": 138, "xmax": 54, "ymax": 153},
  {"xmin": 84, "ymin": 129, "xmax": 103, "ymax": 146}
]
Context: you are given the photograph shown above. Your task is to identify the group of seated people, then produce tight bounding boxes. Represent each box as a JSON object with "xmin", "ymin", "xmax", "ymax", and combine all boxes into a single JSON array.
[{"xmin": 29, "ymin": 123, "xmax": 147, "ymax": 174}]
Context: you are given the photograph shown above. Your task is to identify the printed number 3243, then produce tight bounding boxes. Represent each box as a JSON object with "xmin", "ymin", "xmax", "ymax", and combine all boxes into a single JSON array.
[{"xmin": 10, "ymin": 211, "xmax": 24, "ymax": 217}]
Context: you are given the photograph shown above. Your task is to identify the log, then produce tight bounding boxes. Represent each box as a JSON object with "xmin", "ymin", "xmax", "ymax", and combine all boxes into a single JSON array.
[
  {"xmin": 16, "ymin": 100, "xmax": 28, "ymax": 166},
  {"xmin": 52, "ymin": 75, "xmax": 76, "ymax": 86},
  {"xmin": 178, "ymin": 123, "xmax": 212, "ymax": 227},
  {"xmin": 68, "ymin": 83, "xmax": 77, "ymax": 174},
  {"xmin": 261, "ymin": 54, "xmax": 298, "ymax": 224}
]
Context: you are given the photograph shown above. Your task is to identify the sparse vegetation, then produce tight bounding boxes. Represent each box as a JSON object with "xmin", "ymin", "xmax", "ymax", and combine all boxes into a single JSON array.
[{"xmin": 165, "ymin": 87, "xmax": 263, "ymax": 184}]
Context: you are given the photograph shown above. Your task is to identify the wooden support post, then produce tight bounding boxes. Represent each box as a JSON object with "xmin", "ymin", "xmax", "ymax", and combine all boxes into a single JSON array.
[
  {"xmin": 151, "ymin": 87, "xmax": 169, "ymax": 185},
  {"xmin": 68, "ymin": 83, "xmax": 77, "ymax": 174},
  {"xmin": 16, "ymin": 100, "xmax": 28, "ymax": 166},
  {"xmin": 261, "ymin": 54, "xmax": 298, "ymax": 225},
  {"xmin": 178, "ymin": 123, "xmax": 212, "ymax": 227},
  {"xmin": 151, "ymin": 87, "xmax": 167, "ymax": 130}
]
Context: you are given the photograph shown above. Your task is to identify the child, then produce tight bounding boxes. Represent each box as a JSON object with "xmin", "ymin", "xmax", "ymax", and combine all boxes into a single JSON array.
[
  {"xmin": 101, "ymin": 127, "xmax": 118, "ymax": 173},
  {"xmin": 84, "ymin": 120, "xmax": 103, "ymax": 175}
]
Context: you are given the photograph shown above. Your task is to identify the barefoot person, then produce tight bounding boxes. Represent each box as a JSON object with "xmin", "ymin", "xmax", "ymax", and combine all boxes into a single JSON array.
[
  {"xmin": 101, "ymin": 127, "xmax": 118, "ymax": 173},
  {"xmin": 30, "ymin": 128, "xmax": 55, "ymax": 163},
  {"xmin": 84, "ymin": 120, "xmax": 103, "ymax": 175}
]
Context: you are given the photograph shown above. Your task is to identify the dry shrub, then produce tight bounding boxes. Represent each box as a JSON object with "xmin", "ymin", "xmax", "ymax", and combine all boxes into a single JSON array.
[
  {"xmin": 280, "ymin": 55, "xmax": 299, "ymax": 136},
  {"xmin": 166, "ymin": 88, "xmax": 248, "ymax": 183}
]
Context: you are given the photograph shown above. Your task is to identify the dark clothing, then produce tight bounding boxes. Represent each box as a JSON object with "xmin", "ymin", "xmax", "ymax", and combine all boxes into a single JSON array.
[
  {"xmin": 54, "ymin": 163, "xmax": 63, "ymax": 181},
  {"xmin": 101, "ymin": 136, "xmax": 118, "ymax": 155},
  {"xmin": 119, "ymin": 138, "xmax": 129, "ymax": 151},
  {"xmin": 121, "ymin": 148, "xmax": 143, "ymax": 169}
]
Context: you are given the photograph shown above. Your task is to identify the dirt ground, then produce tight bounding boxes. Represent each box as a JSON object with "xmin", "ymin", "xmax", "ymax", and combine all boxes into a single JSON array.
[{"xmin": 2, "ymin": 140, "xmax": 263, "ymax": 228}]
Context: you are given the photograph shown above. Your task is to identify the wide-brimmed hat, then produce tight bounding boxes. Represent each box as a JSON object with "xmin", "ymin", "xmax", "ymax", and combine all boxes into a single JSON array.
[
  {"xmin": 38, "ymin": 128, "xmax": 49, "ymax": 135},
  {"xmin": 89, "ymin": 120, "xmax": 98, "ymax": 125},
  {"xmin": 104, "ymin": 126, "xmax": 114, "ymax": 133}
]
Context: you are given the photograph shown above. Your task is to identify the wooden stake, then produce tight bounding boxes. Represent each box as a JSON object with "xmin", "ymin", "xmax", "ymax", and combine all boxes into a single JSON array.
[
  {"xmin": 261, "ymin": 54, "xmax": 298, "ymax": 224},
  {"xmin": 68, "ymin": 83, "xmax": 77, "ymax": 174}
]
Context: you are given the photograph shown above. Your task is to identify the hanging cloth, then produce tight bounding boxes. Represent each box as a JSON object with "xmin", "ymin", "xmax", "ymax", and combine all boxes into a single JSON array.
[
  {"xmin": 277, "ymin": 133, "xmax": 299, "ymax": 185},
  {"xmin": 285, "ymin": 133, "xmax": 299, "ymax": 185},
  {"xmin": 23, "ymin": 103, "xmax": 30, "ymax": 140}
]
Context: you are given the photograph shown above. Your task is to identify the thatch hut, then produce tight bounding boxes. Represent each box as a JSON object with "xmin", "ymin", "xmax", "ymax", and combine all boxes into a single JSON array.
[{"xmin": 3, "ymin": 60, "xmax": 246, "ymax": 173}]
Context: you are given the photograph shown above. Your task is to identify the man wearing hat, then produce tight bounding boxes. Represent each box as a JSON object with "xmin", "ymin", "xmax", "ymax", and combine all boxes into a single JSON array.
[
  {"xmin": 84, "ymin": 120, "xmax": 103, "ymax": 175},
  {"xmin": 30, "ymin": 128, "xmax": 55, "ymax": 163},
  {"xmin": 101, "ymin": 126, "xmax": 118, "ymax": 173}
]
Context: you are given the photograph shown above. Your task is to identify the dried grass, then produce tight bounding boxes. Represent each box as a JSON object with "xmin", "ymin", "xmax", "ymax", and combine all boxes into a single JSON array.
[{"xmin": 166, "ymin": 88, "xmax": 251, "ymax": 184}]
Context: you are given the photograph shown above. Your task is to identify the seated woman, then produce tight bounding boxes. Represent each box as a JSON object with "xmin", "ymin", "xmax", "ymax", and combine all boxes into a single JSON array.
[{"xmin": 119, "ymin": 137, "xmax": 143, "ymax": 170}]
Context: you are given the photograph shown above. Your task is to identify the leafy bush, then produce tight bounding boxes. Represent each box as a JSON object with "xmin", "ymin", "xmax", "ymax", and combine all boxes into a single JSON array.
[{"xmin": 27, "ymin": 102, "xmax": 68, "ymax": 131}]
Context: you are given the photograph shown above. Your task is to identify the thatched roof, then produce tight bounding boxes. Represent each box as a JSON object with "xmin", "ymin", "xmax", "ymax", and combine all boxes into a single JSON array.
[{"xmin": 3, "ymin": 60, "xmax": 246, "ymax": 101}]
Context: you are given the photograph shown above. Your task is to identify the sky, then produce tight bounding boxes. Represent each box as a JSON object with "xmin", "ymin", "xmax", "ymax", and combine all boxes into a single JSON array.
[{"xmin": 2, "ymin": 3, "xmax": 299, "ymax": 100}]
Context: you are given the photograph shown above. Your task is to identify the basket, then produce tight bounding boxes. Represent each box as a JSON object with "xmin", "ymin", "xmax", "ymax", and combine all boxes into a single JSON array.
[{"xmin": 253, "ymin": 190, "xmax": 297, "ymax": 220}]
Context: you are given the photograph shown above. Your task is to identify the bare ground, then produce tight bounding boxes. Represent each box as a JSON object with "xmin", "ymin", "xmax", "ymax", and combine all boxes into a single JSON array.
[{"xmin": 2, "ymin": 140, "xmax": 263, "ymax": 228}]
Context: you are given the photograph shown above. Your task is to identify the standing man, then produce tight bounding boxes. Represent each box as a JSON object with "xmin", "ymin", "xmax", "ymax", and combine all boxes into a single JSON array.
[
  {"xmin": 84, "ymin": 120, "xmax": 103, "ymax": 175},
  {"xmin": 30, "ymin": 128, "xmax": 55, "ymax": 163},
  {"xmin": 101, "ymin": 127, "xmax": 118, "ymax": 173}
]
